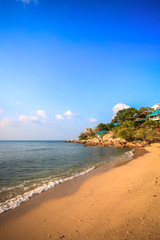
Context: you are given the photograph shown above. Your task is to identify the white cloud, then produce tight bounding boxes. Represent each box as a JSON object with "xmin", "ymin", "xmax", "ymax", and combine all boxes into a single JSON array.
[
  {"xmin": 0, "ymin": 118, "xmax": 20, "ymax": 127},
  {"xmin": 0, "ymin": 118, "xmax": 10, "ymax": 127},
  {"xmin": 112, "ymin": 103, "xmax": 130, "ymax": 117},
  {"xmin": 64, "ymin": 110, "xmax": 79, "ymax": 117},
  {"xmin": 152, "ymin": 104, "xmax": 160, "ymax": 110},
  {"xmin": 19, "ymin": 115, "xmax": 39, "ymax": 123},
  {"xmin": 16, "ymin": 102, "xmax": 21, "ymax": 105},
  {"xmin": 89, "ymin": 118, "xmax": 98, "ymax": 123},
  {"xmin": 0, "ymin": 114, "xmax": 40, "ymax": 127},
  {"xmin": 55, "ymin": 114, "xmax": 64, "ymax": 121},
  {"xmin": 36, "ymin": 110, "xmax": 47, "ymax": 119},
  {"xmin": 0, "ymin": 109, "xmax": 3, "ymax": 113},
  {"xmin": 55, "ymin": 110, "xmax": 79, "ymax": 121}
]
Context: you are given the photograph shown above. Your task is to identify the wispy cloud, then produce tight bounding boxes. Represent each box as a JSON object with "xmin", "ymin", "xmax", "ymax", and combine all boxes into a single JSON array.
[
  {"xmin": 19, "ymin": 115, "xmax": 39, "ymax": 123},
  {"xmin": 0, "ymin": 118, "xmax": 20, "ymax": 127},
  {"xmin": 55, "ymin": 110, "xmax": 80, "ymax": 121},
  {"xmin": 0, "ymin": 109, "xmax": 3, "ymax": 113},
  {"xmin": 55, "ymin": 114, "xmax": 64, "ymax": 121},
  {"xmin": 16, "ymin": 102, "xmax": 21, "ymax": 105},
  {"xmin": 36, "ymin": 110, "xmax": 47, "ymax": 119},
  {"xmin": 0, "ymin": 113, "xmax": 44, "ymax": 127},
  {"xmin": 0, "ymin": 118, "xmax": 10, "ymax": 127},
  {"xmin": 64, "ymin": 110, "xmax": 80, "ymax": 120},
  {"xmin": 89, "ymin": 118, "xmax": 98, "ymax": 123},
  {"xmin": 112, "ymin": 103, "xmax": 130, "ymax": 117},
  {"xmin": 64, "ymin": 110, "xmax": 79, "ymax": 117}
]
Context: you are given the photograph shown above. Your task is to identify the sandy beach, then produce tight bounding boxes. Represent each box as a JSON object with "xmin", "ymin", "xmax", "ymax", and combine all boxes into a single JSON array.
[{"xmin": 0, "ymin": 144, "xmax": 160, "ymax": 240}]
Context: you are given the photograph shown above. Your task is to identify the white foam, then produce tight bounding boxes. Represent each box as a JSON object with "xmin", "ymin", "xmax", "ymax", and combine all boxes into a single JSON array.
[
  {"xmin": 0, "ymin": 166, "xmax": 95, "ymax": 214},
  {"xmin": 0, "ymin": 150, "xmax": 135, "ymax": 214},
  {"xmin": 125, "ymin": 150, "xmax": 134, "ymax": 160}
]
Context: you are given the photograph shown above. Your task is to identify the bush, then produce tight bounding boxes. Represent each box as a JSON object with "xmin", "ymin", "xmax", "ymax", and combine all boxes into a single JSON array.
[
  {"xmin": 134, "ymin": 128, "xmax": 147, "ymax": 141},
  {"xmin": 114, "ymin": 121, "xmax": 136, "ymax": 135},
  {"xmin": 90, "ymin": 135, "xmax": 96, "ymax": 139},
  {"xmin": 145, "ymin": 129, "xmax": 160, "ymax": 142},
  {"xmin": 120, "ymin": 120, "xmax": 136, "ymax": 129},
  {"xmin": 116, "ymin": 128, "xmax": 134, "ymax": 141},
  {"xmin": 143, "ymin": 120, "xmax": 156, "ymax": 127}
]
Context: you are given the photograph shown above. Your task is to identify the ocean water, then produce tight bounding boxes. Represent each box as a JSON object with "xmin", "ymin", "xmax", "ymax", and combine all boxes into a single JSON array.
[{"xmin": 0, "ymin": 141, "xmax": 133, "ymax": 213}]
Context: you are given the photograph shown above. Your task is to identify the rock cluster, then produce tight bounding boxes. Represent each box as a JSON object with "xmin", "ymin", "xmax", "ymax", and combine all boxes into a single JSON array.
[{"xmin": 66, "ymin": 132, "xmax": 149, "ymax": 148}]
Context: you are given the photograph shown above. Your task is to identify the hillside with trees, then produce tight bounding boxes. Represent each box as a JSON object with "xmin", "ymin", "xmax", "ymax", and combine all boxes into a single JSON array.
[{"xmin": 78, "ymin": 105, "xmax": 160, "ymax": 144}]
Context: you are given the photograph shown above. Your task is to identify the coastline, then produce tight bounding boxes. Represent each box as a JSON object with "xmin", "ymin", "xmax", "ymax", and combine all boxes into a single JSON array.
[
  {"xmin": 0, "ymin": 145, "xmax": 159, "ymax": 240},
  {"xmin": 0, "ymin": 147, "xmax": 143, "ymax": 215}
]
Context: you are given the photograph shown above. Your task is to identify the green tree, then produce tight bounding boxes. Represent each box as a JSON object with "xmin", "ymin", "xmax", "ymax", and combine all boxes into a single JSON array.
[
  {"xmin": 79, "ymin": 132, "xmax": 88, "ymax": 140},
  {"xmin": 138, "ymin": 107, "xmax": 153, "ymax": 116},
  {"xmin": 85, "ymin": 128, "xmax": 94, "ymax": 136},
  {"xmin": 116, "ymin": 108, "xmax": 137, "ymax": 122},
  {"xmin": 119, "ymin": 120, "xmax": 136, "ymax": 129},
  {"xmin": 96, "ymin": 123, "xmax": 109, "ymax": 132}
]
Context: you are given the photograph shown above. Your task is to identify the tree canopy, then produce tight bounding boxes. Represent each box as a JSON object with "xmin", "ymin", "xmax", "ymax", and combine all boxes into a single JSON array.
[
  {"xmin": 116, "ymin": 108, "xmax": 137, "ymax": 122},
  {"xmin": 78, "ymin": 132, "xmax": 88, "ymax": 140},
  {"xmin": 96, "ymin": 123, "xmax": 109, "ymax": 132},
  {"xmin": 138, "ymin": 107, "xmax": 153, "ymax": 115}
]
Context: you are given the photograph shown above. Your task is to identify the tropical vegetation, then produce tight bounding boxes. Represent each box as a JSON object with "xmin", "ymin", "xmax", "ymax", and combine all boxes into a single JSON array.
[{"xmin": 79, "ymin": 105, "xmax": 160, "ymax": 142}]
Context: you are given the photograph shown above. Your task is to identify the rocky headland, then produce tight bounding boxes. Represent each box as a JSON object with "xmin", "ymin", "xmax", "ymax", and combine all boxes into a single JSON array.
[{"xmin": 66, "ymin": 132, "xmax": 149, "ymax": 148}]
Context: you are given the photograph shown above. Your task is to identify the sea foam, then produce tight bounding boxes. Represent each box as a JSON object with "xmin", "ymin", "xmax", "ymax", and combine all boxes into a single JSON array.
[
  {"xmin": 0, "ymin": 141, "xmax": 134, "ymax": 214},
  {"xmin": 0, "ymin": 166, "xmax": 95, "ymax": 214}
]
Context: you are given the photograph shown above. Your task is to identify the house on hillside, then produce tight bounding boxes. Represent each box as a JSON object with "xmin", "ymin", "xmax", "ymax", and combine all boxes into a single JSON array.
[
  {"xmin": 134, "ymin": 112, "xmax": 146, "ymax": 122},
  {"xmin": 97, "ymin": 130, "xmax": 109, "ymax": 137},
  {"xmin": 146, "ymin": 110, "xmax": 160, "ymax": 121},
  {"xmin": 113, "ymin": 122, "xmax": 121, "ymax": 126}
]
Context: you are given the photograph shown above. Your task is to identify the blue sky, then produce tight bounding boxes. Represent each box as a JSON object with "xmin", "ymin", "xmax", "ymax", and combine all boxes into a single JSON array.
[{"xmin": 0, "ymin": 0, "xmax": 160, "ymax": 140}]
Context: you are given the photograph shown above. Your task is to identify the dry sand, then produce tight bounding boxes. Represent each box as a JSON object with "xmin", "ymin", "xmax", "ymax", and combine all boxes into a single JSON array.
[{"xmin": 0, "ymin": 144, "xmax": 160, "ymax": 240}]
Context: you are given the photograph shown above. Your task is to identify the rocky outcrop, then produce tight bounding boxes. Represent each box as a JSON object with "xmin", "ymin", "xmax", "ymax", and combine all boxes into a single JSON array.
[
  {"xmin": 65, "ymin": 139, "xmax": 87, "ymax": 144},
  {"xmin": 66, "ymin": 133, "xmax": 149, "ymax": 148}
]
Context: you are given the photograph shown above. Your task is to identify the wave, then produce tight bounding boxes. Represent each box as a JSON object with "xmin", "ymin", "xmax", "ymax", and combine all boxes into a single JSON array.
[
  {"xmin": 124, "ymin": 149, "xmax": 134, "ymax": 159},
  {"xmin": 0, "ymin": 166, "xmax": 95, "ymax": 214},
  {"xmin": 0, "ymin": 149, "xmax": 134, "ymax": 214}
]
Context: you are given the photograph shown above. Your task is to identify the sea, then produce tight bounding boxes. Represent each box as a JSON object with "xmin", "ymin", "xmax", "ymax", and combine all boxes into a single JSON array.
[{"xmin": 0, "ymin": 140, "xmax": 133, "ymax": 214}]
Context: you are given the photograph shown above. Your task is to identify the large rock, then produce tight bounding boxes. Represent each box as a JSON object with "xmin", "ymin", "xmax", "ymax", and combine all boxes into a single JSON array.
[
  {"xmin": 67, "ymin": 134, "xmax": 149, "ymax": 148},
  {"xmin": 103, "ymin": 140, "xmax": 113, "ymax": 147},
  {"xmin": 102, "ymin": 132, "xmax": 114, "ymax": 141}
]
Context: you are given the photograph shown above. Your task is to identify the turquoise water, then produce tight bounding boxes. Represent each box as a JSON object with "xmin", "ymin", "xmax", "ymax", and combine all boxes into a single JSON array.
[{"xmin": 0, "ymin": 141, "xmax": 132, "ymax": 213}]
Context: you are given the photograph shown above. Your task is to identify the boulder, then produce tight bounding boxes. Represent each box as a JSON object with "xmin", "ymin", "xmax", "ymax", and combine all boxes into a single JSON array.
[{"xmin": 102, "ymin": 132, "xmax": 114, "ymax": 141}]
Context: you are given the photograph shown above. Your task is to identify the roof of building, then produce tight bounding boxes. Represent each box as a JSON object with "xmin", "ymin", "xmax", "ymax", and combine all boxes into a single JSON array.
[
  {"xmin": 113, "ymin": 122, "xmax": 121, "ymax": 126},
  {"xmin": 97, "ymin": 130, "xmax": 109, "ymax": 135},
  {"xmin": 147, "ymin": 109, "xmax": 160, "ymax": 118},
  {"xmin": 135, "ymin": 119, "xmax": 145, "ymax": 122},
  {"xmin": 134, "ymin": 112, "xmax": 146, "ymax": 118}
]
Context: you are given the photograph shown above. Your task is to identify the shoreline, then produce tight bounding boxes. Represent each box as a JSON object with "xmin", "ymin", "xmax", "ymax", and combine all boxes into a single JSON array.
[
  {"xmin": 0, "ymin": 146, "xmax": 156, "ymax": 240},
  {"xmin": 0, "ymin": 147, "xmax": 145, "ymax": 216}
]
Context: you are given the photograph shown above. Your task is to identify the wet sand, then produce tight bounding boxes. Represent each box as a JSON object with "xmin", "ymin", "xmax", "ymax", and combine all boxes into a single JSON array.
[{"xmin": 0, "ymin": 145, "xmax": 160, "ymax": 240}]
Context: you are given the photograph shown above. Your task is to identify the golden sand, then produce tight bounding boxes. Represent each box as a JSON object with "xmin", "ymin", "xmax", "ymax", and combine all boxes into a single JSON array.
[{"xmin": 0, "ymin": 144, "xmax": 160, "ymax": 240}]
